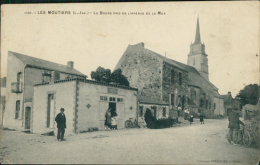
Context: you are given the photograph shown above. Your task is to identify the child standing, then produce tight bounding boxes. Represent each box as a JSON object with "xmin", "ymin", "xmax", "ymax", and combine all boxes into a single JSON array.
[
  {"xmin": 111, "ymin": 115, "xmax": 117, "ymax": 130},
  {"xmin": 199, "ymin": 114, "xmax": 204, "ymax": 124}
]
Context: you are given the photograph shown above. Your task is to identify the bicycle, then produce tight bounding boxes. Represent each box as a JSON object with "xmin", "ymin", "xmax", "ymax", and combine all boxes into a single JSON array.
[
  {"xmin": 240, "ymin": 123, "xmax": 251, "ymax": 148},
  {"xmin": 125, "ymin": 118, "xmax": 140, "ymax": 128}
]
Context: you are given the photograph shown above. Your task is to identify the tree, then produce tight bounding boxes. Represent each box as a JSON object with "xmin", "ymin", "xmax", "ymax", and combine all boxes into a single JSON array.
[
  {"xmin": 90, "ymin": 67, "xmax": 129, "ymax": 87},
  {"xmin": 235, "ymin": 84, "xmax": 259, "ymax": 106},
  {"xmin": 110, "ymin": 68, "xmax": 129, "ymax": 86},
  {"xmin": 90, "ymin": 66, "xmax": 111, "ymax": 83}
]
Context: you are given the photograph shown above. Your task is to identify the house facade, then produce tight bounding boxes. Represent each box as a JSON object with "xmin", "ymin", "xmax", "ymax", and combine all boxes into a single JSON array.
[
  {"xmin": 32, "ymin": 78, "xmax": 138, "ymax": 135},
  {"xmin": 221, "ymin": 91, "xmax": 242, "ymax": 117},
  {"xmin": 3, "ymin": 51, "xmax": 87, "ymax": 131},
  {"xmin": 114, "ymin": 18, "xmax": 224, "ymax": 119}
]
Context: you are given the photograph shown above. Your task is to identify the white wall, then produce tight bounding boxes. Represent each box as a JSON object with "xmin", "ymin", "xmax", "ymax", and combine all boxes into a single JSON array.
[
  {"xmin": 214, "ymin": 97, "xmax": 225, "ymax": 116},
  {"xmin": 32, "ymin": 81, "xmax": 75, "ymax": 135},
  {"xmin": 77, "ymin": 82, "xmax": 138, "ymax": 132},
  {"xmin": 3, "ymin": 52, "xmax": 25, "ymax": 130}
]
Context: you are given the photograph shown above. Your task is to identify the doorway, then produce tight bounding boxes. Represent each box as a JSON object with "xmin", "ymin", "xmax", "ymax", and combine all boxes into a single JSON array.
[
  {"xmin": 47, "ymin": 94, "xmax": 54, "ymax": 128},
  {"xmin": 109, "ymin": 102, "xmax": 117, "ymax": 117},
  {"xmin": 25, "ymin": 107, "xmax": 31, "ymax": 129}
]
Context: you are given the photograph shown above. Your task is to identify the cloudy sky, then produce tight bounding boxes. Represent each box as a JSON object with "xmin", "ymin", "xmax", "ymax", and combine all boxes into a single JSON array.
[{"xmin": 1, "ymin": 2, "xmax": 259, "ymax": 96}]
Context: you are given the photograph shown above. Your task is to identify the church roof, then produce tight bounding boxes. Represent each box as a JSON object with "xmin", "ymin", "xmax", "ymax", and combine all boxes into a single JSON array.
[
  {"xmin": 9, "ymin": 51, "xmax": 87, "ymax": 77},
  {"xmin": 193, "ymin": 17, "xmax": 201, "ymax": 45},
  {"xmin": 114, "ymin": 42, "xmax": 222, "ymax": 98}
]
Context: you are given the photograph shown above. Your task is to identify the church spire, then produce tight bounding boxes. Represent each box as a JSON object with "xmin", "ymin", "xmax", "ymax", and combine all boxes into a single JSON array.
[{"xmin": 194, "ymin": 17, "xmax": 201, "ymax": 44}]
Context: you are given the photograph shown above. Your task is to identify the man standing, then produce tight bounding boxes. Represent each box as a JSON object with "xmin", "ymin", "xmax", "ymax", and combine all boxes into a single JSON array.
[
  {"xmin": 228, "ymin": 109, "xmax": 243, "ymax": 145},
  {"xmin": 55, "ymin": 108, "xmax": 66, "ymax": 142}
]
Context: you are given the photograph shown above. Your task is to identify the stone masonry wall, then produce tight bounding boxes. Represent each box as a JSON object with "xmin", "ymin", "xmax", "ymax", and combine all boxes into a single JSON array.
[
  {"xmin": 162, "ymin": 62, "xmax": 189, "ymax": 107},
  {"xmin": 116, "ymin": 44, "xmax": 164, "ymax": 101}
]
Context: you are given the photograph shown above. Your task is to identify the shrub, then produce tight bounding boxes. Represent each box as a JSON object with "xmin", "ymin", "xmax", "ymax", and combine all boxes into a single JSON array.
[{"xmin": 146, "ymin": 117, "xmax": 174, "ymax": 129}]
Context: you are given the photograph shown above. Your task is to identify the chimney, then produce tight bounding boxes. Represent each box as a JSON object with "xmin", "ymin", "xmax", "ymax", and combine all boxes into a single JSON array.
[{"xmin": 67, "ymin": 61, "xmax": 74, "ymax": 68}]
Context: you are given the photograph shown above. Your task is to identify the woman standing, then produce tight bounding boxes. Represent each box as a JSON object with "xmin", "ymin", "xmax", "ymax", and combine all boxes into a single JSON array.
[{"xmin": 105, "ymin": 108, "xmax": 112, "ymax": 130}]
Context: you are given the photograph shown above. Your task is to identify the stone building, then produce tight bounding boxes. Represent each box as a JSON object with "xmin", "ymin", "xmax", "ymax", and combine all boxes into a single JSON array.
[
  {"xmin": 221, "ymin": 91, "xmax": 242, "ymax": 117},
  {"xmin": 3, "ymin": 51, "xmax": 87, "ymax": 131},
  {"xmin": 114, "ymin": 18, "xmax": 224, "ymax": 119},
  {"xmin": 32, "ymin": 78, "xmax": 138, "ymax": 135}
]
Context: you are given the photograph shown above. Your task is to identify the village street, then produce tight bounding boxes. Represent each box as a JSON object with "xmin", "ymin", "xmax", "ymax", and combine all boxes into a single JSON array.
[{"xmin": 0, "ymin": 119, "xmax": 259, "ymax": 164}]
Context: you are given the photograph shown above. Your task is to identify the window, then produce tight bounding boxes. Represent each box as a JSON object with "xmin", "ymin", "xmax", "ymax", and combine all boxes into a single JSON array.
[
  {"xmin": 171, "ymin": 70, "xmax": 175, "ymax": 84},
  {"xmin": 209, "ymin": 101, "xmax": 211, "ymax": 109},
  {"xmin": 15, "ymin": 100, "xmax": 20, "ymax": 119},
  {"xmin": 193, "ymin": 58, "xmax": 196, "ymax": 66},
  {"xmin": 100, "ymin": 96, "xmax": 108, "ymax": 101},
  {"xmin": 171, "ymin": 94, "xmax": 174, "ymax": 106},
  {"xmin": 42, "ymin": 71, "xmax": 51, "ymax": 82},
  {"xmin": 213, "ymin": 103, "xmax": 216, "ymax": 110},
  {"xmin": 65, "ymin": 75, "xmax": 72, "ymax": 80},
  {"xmin": 192, "ymin": 91, "xmax": 197, "ymax": 103},
  {"xmin": 17, "ymin": 72, "xmax": 22, "ymax": 91},
  {"xmin": 162, "ymin": 107, "xmax": 166, "ymax": 117},
  {"xmin": 54, "ymin": 71, "xmax": 60, "ymax": 81},
  {"xmin": 117, "ymin": 98, "xmax": 123, "ymax": 102},
  {"xmin": 109, "ymin": 97, "xmax": 116, "ymax": 102},
  {"xmin": 206, "ymin": 100, "xmax": 208, "ymax": 109},
  {"xmin": 200, "ymin": 98, "xmax": 204, "ymax": 107},
  {"xmin": 139, "ymin": 106, "xmax": 143, "ymax": 117},
  {"xmin": 179, "ymin": 72, "xmax": 182, "ymax": 85}
]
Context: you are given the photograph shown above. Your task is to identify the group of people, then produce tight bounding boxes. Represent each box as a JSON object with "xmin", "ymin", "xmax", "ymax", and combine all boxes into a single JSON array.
[
  {"xmin": 54, "ymin": 107, "xmax": 242, "ymax": 145},
  {"xmin": 188, "ymin": 114, "xmax": 205, "ymax": 124},
  {"xmin": 104, "ymin": 108, "xmax": 118, "ymax": 130}
]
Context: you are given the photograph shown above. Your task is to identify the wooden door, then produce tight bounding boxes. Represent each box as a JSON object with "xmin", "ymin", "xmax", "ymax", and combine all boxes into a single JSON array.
[
  {"xmin": 47, "ymin": 94, "xmax": 54, "ymax": 128},
  {"xmin": 25, "ymin": 107, "xmax": 31, "ymax": 129}
]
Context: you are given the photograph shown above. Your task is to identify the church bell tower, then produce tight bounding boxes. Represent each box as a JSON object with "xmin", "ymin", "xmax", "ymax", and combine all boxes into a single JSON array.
[{"xmin": 187, "ymin": 17, "xmax": 209, "ymax": 80}]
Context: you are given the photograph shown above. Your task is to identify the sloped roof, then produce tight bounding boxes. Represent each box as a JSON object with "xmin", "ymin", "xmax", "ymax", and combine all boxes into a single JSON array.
[
  {"xmin": 138, "ymin": 95, "xmax": 169, "ymax": 105},
  {"xmin": 10, "ymin": 51, "xmax": 86, "ymax": 77},
  {"xmin": 147, "ymin": 50, "xmax": 185, "ymax": 71},
  {"xmin": 115, "ymin": 42, "xmax": 222, "ymax": 98},
  {"xmin": 151, "ymin": 50, "xmax": 221, "ymax": 98},
  {"xmin": 221, "ymin": 95, "xmax": 229, "ymax": 101}
]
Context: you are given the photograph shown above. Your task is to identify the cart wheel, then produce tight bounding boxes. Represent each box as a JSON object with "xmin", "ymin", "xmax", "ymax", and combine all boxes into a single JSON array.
[{"xmin": 243, "ymin": 130, "xmax": 251, "ymax": 148}]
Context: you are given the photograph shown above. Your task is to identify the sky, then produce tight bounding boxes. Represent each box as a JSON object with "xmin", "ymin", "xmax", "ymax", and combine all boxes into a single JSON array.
[{"xmin": 1, "ymin": 2, "xmax": 259, "ymax": 97}]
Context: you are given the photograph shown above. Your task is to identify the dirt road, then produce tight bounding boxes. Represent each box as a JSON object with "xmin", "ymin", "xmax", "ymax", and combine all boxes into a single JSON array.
[{"xmin": 0, "ymin": 119, "xmax": 259, "ymax": 164}]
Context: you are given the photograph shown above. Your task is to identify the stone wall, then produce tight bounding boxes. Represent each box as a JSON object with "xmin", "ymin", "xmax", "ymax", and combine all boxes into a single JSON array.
[
  {"xmin": 162, "ymin": 62, "xmax": 189, "ymax": 107},
  {"xmin": 116, "ymin": 44, "xmax": 164, "ymax": 101}
]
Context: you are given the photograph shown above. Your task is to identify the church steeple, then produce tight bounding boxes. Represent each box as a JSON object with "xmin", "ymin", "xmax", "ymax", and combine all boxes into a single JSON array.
[
  {"xmin": 194, "ymin": 17, "xmax": 201, "ymax": 44},
  {"xmin": 187, "ymin": 17, "xmax": 209, "ymax": 81}
]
